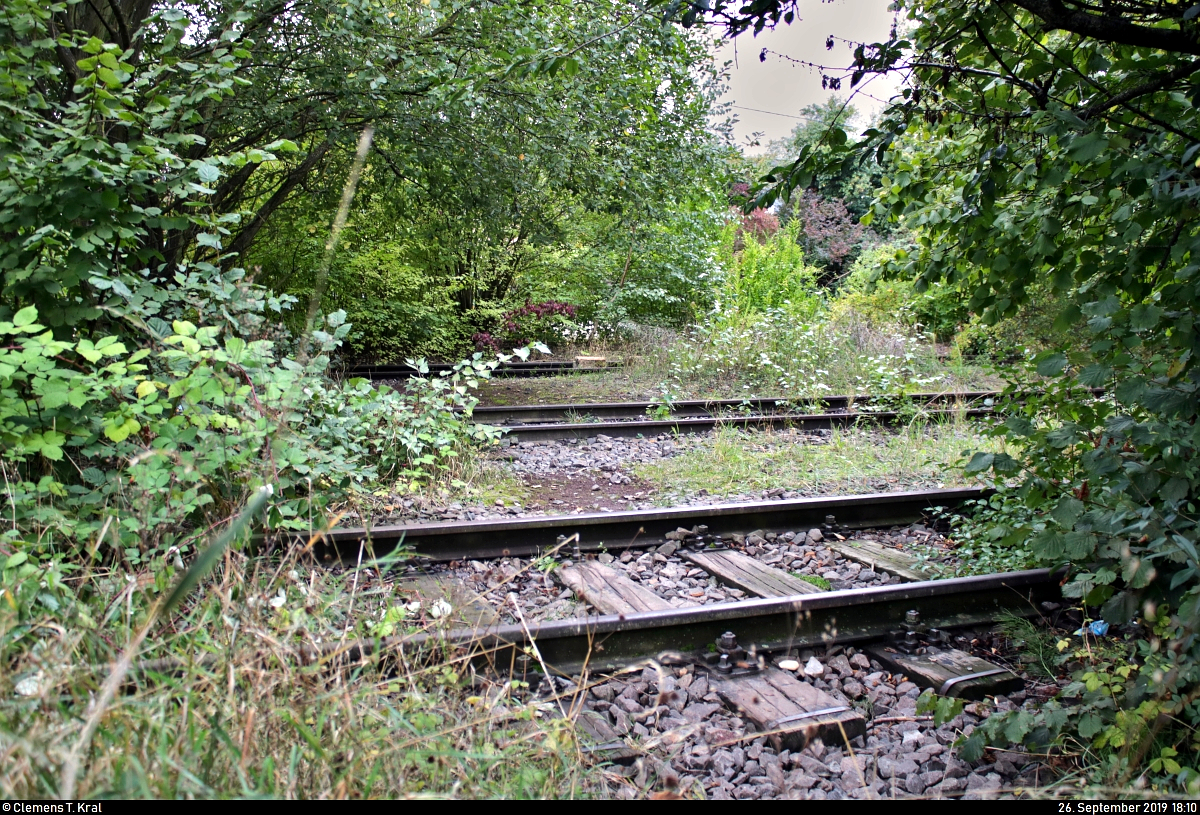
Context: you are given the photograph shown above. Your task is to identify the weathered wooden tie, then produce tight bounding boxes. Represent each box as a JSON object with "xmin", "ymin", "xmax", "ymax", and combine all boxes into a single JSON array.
[
  {"xmin": 400, "ymin": 573, "xmax": 498, "ymax": 626},
  {"xmin": 824, "ymin": 538, "xmax": 934, "ymax": 582},
  {"xmin": 711, "ymin": 668, "xmax": 866, "ymax": 751},
  {"xmin": 557, "ymin": 561, "xmax": 683, "ymax": 615},
  {"xmin": 682, "ymin": 549, "xmax": 823, "ymax": 597},
  {"xmin": 867, "ymin": 646, "xmax": 1022, "ymax": 699}
]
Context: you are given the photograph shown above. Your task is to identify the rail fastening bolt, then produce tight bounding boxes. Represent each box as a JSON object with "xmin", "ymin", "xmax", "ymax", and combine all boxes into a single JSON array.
[
  {"xmin": 906, "ymin": 609, "xmax": 921, "ymax": 626},
  {"xmin": 718, "ymin": 631, "xmax": 738, "ymax": 651}
]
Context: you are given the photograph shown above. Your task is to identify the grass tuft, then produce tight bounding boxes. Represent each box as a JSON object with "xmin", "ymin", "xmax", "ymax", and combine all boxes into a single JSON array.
[
  {"xmin": 635, "ymin": 417, "xmax": 1006, "ymax": 501},
  {"xmin": 796, "ymin": 574, "xmax": 831, "ymax": 590}
]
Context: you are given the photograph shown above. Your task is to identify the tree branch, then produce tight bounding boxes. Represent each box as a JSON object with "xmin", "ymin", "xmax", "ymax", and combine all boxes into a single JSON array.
[
  {"xmin": 224, "ymin": 140, "xmax": 332, "ymax": 260},
  {"xmin": 1081, "ymin": 60, "xmax": 1200, "ymax": 120},
  {"xmin": 1007, "ymin": 0, "xmax": 1200, "ymax": 57}
]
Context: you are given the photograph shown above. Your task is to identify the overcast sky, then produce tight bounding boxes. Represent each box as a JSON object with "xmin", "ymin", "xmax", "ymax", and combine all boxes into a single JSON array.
[{"xmin": 710, "ymin": 0, "xmax": 902, "ymax": 152}]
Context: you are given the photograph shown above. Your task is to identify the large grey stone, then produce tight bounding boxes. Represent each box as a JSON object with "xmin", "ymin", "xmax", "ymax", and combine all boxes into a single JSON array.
[{"xmin": 877, "ymin": 755, "xmax": 919, "ymax": 779}]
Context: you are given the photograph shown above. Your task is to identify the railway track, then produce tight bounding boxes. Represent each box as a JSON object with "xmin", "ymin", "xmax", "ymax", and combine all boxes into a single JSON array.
[
  {"xmin": 342, "ymin": 360, "xmax": 621, "ymax": 380},
  {"xmin": 491, "ymin": 407, "xmax": 993, "ymax": 442},
  {"xmin": 303, "ymin": 487, "xmax": 991, "ymax": 563},
  {"xmin": 172, "ymin": 486, "xmax": 1062, "ymax": 793},
  {"xmin": 475, "ymin": 391, "xmax": 1001, "ymax": 425},
  {"xmin": 415, "ymin": 567, "xmax": 1056, "ymax": 678},
  {"xmin": 479, "ymin": 388, "xmax": 1104, "ymax": 441},
  {"xmin": 270, "ymin": 487, "xmax": 1054, "ymax": 683}
]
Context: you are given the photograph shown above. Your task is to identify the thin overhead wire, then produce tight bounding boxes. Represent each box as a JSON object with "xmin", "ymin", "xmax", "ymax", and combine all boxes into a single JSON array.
[{"xmin": 730, "ymin": 104, "xmax": 823, "ymax": 121}]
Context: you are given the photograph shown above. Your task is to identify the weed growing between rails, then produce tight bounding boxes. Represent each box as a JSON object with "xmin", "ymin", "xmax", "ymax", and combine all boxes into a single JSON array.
[
  {"xmin": 0, "ymin": 522, "xmax": 596, "ymax": 799},
  {"xmin": 635, "ymin": 415, "xmax": 1006, "ymax": 501},
  {"xmin": 662, "ymin": 308, "xmax": 1001, "ymax": 400}
]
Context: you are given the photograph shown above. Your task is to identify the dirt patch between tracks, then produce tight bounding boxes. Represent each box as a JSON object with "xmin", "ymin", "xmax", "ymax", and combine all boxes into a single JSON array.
[
  {"xmin": 519, "ymin": 470, "xmax": 660, "ymax": 513},
  {"xmin": 476, "ymin": 371, "xmax": 662, "ymax": 407}
]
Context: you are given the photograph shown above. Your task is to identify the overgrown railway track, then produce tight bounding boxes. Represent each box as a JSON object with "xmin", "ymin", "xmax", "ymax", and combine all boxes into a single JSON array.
[
  {"xmin": 475, "ymin": 391, "xmax": 1002, "ymax": 425},
  {"xmin": 479, "ymin": 389, "xmax": 1101, "ymax": 441},
  {"xmin": 343, "ymin": 360, "xmax": 620, "ymax": 379},
  {"xmin": 149, "ymin": 486, "xmax": 1059, "ymax": 790},
  {"xmin": 263, "ymin": 487, "xmax": 1053, "ymax": 684}
]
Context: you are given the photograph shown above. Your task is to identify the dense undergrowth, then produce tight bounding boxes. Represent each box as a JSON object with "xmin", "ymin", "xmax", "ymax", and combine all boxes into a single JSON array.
[
  {"xmin": 2, "ymin": 540, "xmax": 594, "ymax": 798},
  {"xmin": 0, "ymin": 269, "xmax": 569, "ymax": 798}
]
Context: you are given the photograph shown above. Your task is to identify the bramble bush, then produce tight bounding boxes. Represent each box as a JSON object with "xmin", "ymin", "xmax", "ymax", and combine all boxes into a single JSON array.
[{"xmin": 0, "ymin": 269, "xmax": 528, "ymax": 616}]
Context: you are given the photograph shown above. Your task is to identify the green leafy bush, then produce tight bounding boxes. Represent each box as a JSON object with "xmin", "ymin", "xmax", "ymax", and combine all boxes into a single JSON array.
[
  {"xmin": 832, "ymin": 245, "xmax": 968, "ymax": 342},
  {"xmin": 327, "ymin": 243, "xmax": 471, "ymax": 361},
  {"xmin": 666, "ymin": 307, "xmax": 966, "ymax": 397},
  {"xmin": 716, "ymin": 219, "xmax": 823, "ymax": 318},
  {"xmin": 0, "ymin": 271, "xmax": 518, "ymax": 584}
]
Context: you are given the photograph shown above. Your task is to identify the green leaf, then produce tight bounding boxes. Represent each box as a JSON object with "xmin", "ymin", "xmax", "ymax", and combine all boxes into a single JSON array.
[
  {"xmin": 1032, "ymin": 531, "xmax": 1065, "ymax": 560},
  {"xmin": 1064, "ymin": 531, "xmax": 1097, "ymax": 559},
  {"xmin": 1003, "ymin": 416, "xmax": 1035, "ymax": 437},
  {"xmin": 104, "ymin": 416, "xmax": 140, "ymax": 443},
  {"xmin": 1161, "ymin": 477, "xmax": 1189, "ymax": 504},
  {"xmin": 1035, "ymin": 352, "xmax": 1068, "ymax": 377},
  {"xmin": 1129, "ymin": 304, "xmax": 1162, "ymax": 331},
  {"xmin": 12, "ymin": 306, "xmax": 38, "ymax": 327},
  {"xmin": 1004, "ymin": 711, "xmax": 1034, "ymax": 743},
  {"xmin": 1077, "ymin": 364, "xmax": 1112, "ymax": 387},
  {"xmin": 1067, "ymin": 132, "xmax": 1109, "ymax": 163},
  {"xmin": 1051, "ymin": 497, "xmax": 1084, "ymax": 528},
  {"xmin": 956, "ymin": 732, "xmax": 985, "ymax": 763},
  {"xmin": 964, "ymin": 451, "xmax": 994, "ymax": 474}
]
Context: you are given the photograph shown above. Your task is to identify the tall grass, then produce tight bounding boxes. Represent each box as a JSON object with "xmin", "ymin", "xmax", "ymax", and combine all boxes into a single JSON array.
[
  {"xmin": 635, "ymin": 414, "xmax": 1006, "ymax": 500},
  {"xmin": 0, "ymin": 538, "xmax": 596, "ymax": 798}
]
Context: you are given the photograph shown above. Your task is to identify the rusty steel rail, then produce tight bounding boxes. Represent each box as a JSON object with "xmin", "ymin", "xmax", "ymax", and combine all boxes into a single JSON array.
[
  {"xmin": 285, "ymin": 487, "xmax": 990, "ymax": 564},
  {"xmin": 494, "ymin": 407, "xmax": 994, "ymax": 442},
  {"xmin": 429, "ymin": 567, "xmax": 1058, "ymax": 676},
  {"xmin": 342, "ymin": 360, "xmax": 620, "ymax": 380},
  {"xmin": 475, "ymin": 391, "xmax": 1004, "ymax": 425},
  {"xmin": 133, "ymin": 567, "xmax": 1055, "ymax": 679}
]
